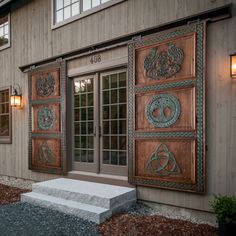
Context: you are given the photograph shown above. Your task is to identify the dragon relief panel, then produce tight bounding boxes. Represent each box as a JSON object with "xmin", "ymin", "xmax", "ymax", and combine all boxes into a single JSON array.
[
  {"xmin": 36, "ymin": 74, "xmax": 55, "ymax": 97},
  {"xmin": 31, "ymin": 68, "xmax": 60, "ymax": 100},
  {"xmin": 144, "ymin": 44, "xmax": 184, "ymax": 80}
]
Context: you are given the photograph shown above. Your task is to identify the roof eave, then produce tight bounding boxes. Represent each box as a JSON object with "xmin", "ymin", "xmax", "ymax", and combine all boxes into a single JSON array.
[{"xmin": 0, "ymin": 0, "xmax": 13, "ymax": 8}]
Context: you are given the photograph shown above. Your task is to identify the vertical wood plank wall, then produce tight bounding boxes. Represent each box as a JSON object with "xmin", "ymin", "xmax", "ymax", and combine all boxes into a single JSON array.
[{"xmin": 0, "ymin": 0, "xmax": 235, "ymax": 211}]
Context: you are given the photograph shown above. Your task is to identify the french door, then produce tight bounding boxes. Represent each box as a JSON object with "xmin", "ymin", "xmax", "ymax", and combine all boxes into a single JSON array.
[{"xmin": 72, "ymin": 69, "xmax": 127, "ymax": 176}]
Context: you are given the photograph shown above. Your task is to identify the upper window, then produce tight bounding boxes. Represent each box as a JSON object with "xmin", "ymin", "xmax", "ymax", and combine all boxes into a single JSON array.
[
  {"xmin": 53, "ymin": 0, "xmax": 120, "ymax": 27},
  {"xmin": 0, "ymin": 87, "xmax": 11, "ymax": 143},
  {"xmin": 0, "ymin": 14, "xmax": 10, "ymax": 50}
]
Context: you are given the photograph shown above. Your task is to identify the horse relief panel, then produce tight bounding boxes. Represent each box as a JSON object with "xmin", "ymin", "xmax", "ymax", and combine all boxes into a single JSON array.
[{"xmin": 32, "ymin": 139, "xmax": 61, "ymax": 168}]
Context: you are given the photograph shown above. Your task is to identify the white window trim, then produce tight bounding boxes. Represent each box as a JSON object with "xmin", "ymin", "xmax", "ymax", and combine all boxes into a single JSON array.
[
  {"xmin": 51, "ymin": 0, "xmax": 126, "ymax": 30},
  {"xmin": 0, "ymin": 13, "xmax": 10, "ymax": 51}
]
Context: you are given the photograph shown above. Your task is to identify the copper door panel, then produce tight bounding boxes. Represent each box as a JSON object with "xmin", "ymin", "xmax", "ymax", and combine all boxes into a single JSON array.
[
  {"xmin": 32, "ymin": 138, "xmax": 61, "ymax": 169},
  {"xmin": 29, "ymin": 61, "xmax": 67, "ymax": 174},
  {"xmin": 135, "ymin": 33, "xmax": 195, "ymax": 86},
  {"xmin": 135, "ymin": 87, "xmax": 195, "ymax": 132},
  {"xmin": 32, "ymin": 103, "xmax": 61, "ymax": 133},
  {"xmin": 31, "ymin": 68, "xmax": 60, "ymax": 101},
  {"xmin": 128, "ymin": 22, "xmax": 206, "ymax": 192},
  {"xmin": 135, "ymin": 139, "xmax": 195, "ymax": 184}
]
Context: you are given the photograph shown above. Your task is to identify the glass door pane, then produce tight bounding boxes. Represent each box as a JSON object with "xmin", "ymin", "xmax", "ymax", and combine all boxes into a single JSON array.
[
  {"xmin": 100, "ymin": 70, "xmax": 127, "ymax": 175},
  {"xmin": 74, "ymin": 77, "xmax": 95, "ymax": 165}
]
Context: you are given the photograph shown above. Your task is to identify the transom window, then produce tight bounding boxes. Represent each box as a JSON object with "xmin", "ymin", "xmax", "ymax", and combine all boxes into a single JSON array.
[
  {"xmin": 0, "ymin": 87, "xmax": 11, "ymax": 143},
  {"xmin": 55, "ymin": 0, "xmax": 111, "ymax": 24},
  {"xmin": 0, "ymin": 14, "xmax": 10, "ymax": 50}
]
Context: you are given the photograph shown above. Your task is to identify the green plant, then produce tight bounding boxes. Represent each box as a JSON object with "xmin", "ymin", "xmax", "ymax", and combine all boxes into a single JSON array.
[{"xmin": 210, "ymin": 195, "xmax": 236, "ymax": 224}]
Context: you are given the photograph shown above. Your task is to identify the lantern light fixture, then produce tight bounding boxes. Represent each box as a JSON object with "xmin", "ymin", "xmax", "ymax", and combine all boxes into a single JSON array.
[
  {"xmin": 230, "ymin": 53, "xmax": 236, "ymax": 78},
  {"xmin": 11, "ymin": 84, "xmax": 22, "ymax": 108}
]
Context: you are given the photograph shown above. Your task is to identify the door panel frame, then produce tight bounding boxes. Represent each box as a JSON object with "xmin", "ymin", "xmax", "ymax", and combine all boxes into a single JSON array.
[
  {"xmin": 72, "ymin": 74, "xmax": 99, "ymax": 173},
  {"xmin": 99, "ymin": 69, "xmax": 128, "ymax": 176},
  {"xmin": 127, "ymin": 22, "xmax": 206, "ymax": 193}
]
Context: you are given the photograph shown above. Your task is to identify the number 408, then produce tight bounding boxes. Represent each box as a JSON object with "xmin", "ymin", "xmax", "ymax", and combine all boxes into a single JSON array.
[{"xmin": 90, "ymin": 55, "xmax": 101, "ymax": 64}]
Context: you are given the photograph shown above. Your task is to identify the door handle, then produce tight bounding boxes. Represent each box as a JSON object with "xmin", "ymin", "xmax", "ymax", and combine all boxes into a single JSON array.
[
  {"xmin": 93, "ymin": 126, "xmax": 102, "ymax": 136},
  {"xmin": 99, "ymin": 126, "xmax": 102, "ymax": 137}
]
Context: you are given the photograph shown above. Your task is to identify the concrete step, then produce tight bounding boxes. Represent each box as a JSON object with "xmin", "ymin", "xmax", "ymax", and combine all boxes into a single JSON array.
[
  {"xmin": 31, "ymin": 178, "xmax": 136, "ymax": 209},
  {"xmin": 21, "ymin": 178, "xmax": 136, "ymax": 223},
  {"xmin": 21, "ymin": 192, "xmax": 111, "ymax": 224}
]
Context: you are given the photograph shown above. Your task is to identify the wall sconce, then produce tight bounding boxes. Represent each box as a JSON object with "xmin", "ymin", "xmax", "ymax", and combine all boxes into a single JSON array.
[
  {"xmin": 230, "ymin": 53, "xmax": 236, "ymax": 78},
  {"xmin": 11, "ymin": 84, "xmax": 22, "ymax": 108}
]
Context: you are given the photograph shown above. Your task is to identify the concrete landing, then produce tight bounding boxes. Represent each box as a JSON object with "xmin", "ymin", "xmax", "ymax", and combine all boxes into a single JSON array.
[{"xmin": 21, "ymin": 178, "xmax": 136, "ymax": 223}]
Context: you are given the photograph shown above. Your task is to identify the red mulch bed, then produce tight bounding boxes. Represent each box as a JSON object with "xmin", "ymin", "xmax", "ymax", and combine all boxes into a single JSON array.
[
  {"xmin": 0, "ymin": 183, "xmax": 29, "ymax": 205},
  {"xmin": 98, "ymin": 213, "xmax": 218, "ymax": 236}
]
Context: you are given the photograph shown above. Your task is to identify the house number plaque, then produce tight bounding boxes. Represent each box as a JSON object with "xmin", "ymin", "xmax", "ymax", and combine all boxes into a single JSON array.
[{"xmin": 90, "ymin": 54, "xmax": 102, "ymax": 64}]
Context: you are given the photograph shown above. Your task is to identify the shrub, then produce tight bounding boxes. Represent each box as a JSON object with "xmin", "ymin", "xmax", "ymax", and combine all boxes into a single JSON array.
[{"xmin": 210, "ymin": 195, "xmax": 236, "ymax": 224}]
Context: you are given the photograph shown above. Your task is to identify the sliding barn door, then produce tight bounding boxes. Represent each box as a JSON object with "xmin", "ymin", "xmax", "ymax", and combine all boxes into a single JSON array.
[
  {"xmin": 128, "ymin": 22, "xmax": 206, "ymax": 193},
  {"xmin": 29, "ymin": 61, "xmax": 67, "ymax": 174}
]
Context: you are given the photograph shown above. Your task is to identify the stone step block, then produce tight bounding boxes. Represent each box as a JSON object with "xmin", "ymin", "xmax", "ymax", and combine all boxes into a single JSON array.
[
  {"xmin": 21, "ymin": 192, "xmax": 111, "ymax": 224},
  {"xmin": 31, "ymin": 178, "xmax": 136, "ymax": 210}
]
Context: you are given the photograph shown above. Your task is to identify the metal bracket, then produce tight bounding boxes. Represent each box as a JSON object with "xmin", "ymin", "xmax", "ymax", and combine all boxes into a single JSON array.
[
  {"xmin": 132, "ymin": 35, "xmax": 142, "ymax": 43},
  {"xmin": 29, "ymin": 65, "xmax": 36, "ymax": 71},
  {"xmin": 187, "ymin": 19, "xmax": 201, "ymax": 25},
  {"xmin": 56, "ymin": 57, "xmax": 63, "ymax": 63}
]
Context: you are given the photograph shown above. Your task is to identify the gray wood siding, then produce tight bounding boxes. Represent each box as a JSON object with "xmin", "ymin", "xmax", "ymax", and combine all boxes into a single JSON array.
[{"xmin": 0, "ymin": 0, "xmax": 235, "ymax": 210}]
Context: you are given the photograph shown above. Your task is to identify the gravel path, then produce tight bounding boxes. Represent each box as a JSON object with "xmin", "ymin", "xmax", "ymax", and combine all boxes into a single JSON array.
[{"xmin": 0, "ymin": 202, "xmax": 99, "ymax": 236}]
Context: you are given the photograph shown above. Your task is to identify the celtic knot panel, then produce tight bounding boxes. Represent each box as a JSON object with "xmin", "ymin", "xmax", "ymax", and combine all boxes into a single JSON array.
[
  {"xmin": 146, "ymin": 94, "xmax": 181, "ymax": 128},
  {"xmin": 36, "ymin": 74, "xmax": 55, "ymax": 97},
  {"xmin": 37, "ymin": 107, "xmax": 54, "ymax": 131},
  {"xmin": 35, "ymin": 141, "xmax": 56, "ymax": 165},
  {"xmin": 146, "ymin": 143, "xmax": 181, "ymax": 176},
  {"xmin": 144, "ymin": 44, "xmax": 184, "ymax": 80}
]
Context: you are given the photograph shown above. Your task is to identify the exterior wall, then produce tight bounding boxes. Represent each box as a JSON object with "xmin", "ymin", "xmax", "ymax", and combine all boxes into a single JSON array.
[{"xmin": 0, "ymin": 0, "xmax": 235, "ymax": 211}]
